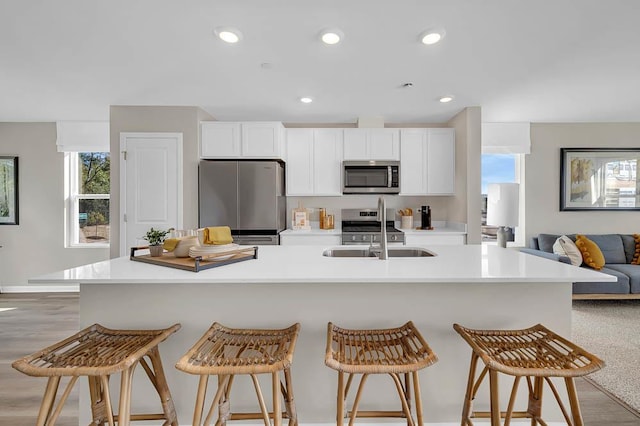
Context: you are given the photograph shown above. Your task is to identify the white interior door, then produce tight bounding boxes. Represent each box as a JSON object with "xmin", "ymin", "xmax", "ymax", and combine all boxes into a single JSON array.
[{"xmin": 120, "ymin": 132, "xmax": 183, "ymax": 256}]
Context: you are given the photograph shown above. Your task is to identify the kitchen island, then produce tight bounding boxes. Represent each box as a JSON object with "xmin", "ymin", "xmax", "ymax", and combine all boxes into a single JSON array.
[{"xmin": 30, "ymin": 244, "xmax": 613, "ymax": 425}]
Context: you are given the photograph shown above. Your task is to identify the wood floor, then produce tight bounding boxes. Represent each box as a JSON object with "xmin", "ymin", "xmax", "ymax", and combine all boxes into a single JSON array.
[{"xmin": 1, "ymin": 293, "xmax": 639, "ymax": 426}]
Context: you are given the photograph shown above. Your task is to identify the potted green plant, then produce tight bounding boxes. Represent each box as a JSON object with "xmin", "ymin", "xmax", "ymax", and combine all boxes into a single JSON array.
[{"xmin": 143, "ymin": 227, "xmax": 170, "ymax": 257}]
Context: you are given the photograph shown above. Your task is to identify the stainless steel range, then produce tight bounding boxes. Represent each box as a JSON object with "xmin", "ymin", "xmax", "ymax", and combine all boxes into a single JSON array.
[{"xmin": 341, "ymin": 208, "xmax": 405, "ymax": 245}]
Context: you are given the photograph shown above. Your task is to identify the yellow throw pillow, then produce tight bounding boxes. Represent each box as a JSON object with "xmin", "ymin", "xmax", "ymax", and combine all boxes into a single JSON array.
[
  {"xmin": 575, "ymin": 235, "xmax": 605, "ymax": 270},
  {"xmin": 632, "ymin": 234, "xmax": 640, "ymax": 265}
]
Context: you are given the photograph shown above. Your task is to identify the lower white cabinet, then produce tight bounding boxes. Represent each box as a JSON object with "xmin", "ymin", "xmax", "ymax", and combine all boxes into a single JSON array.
[
  {"xmin": 400, "ymin": 128, "xmax": 455, "ymax": 195},
  {"xmin": 280, "ymin": 233, "xmax": 341, "ymax": 246},
  {"xmin": 286, "ymin": 128, "xmax": 343, "ymax": 196},
  {"xmin": 405, "ymin": 234, "xmax": 466, "ymax": 245}
]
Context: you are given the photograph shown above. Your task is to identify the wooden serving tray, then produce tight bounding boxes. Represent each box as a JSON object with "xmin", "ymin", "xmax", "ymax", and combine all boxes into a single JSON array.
[{"xmin": 130, "ymin": 246, "xmax": 258, "ymax": 272}]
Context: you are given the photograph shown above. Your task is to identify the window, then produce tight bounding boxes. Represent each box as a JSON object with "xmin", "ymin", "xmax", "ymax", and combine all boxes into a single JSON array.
[
  {"xmin": 65, "ymin": 152, "xmax": 110, "ymax": 246},
  {"xmin": 481, "ymin": 153, "xmax": 523, "ymax": 244}
]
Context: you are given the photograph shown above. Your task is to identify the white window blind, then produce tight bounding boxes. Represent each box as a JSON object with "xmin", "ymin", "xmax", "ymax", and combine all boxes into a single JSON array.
[
  {"xmin": 56, "ymin": 121, "xmax": 109, "ymax": 152},
  {"xmin": 481, "ymin": 122, "xmax": 531, "ymax": 154}
]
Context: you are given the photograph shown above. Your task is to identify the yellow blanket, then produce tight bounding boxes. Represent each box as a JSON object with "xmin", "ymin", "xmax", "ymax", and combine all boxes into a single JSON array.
[{"xmin": 203, "ymin": 226, "xmax": 233, "ymax": 245}]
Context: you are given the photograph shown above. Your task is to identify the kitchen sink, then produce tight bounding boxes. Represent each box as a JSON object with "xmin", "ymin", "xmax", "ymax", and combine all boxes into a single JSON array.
[{"xmin": 322, "ymin": 247, "xmax": 436, "ymax": 258}]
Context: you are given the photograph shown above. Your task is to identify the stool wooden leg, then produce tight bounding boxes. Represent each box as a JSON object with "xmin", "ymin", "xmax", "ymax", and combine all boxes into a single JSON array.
[
  {"xmin": 146, "ymin": 347, "xmax": 178, "ymax": 425},
  {"xmin": 193, "ymin": 375, "xmax": 209, "ymax": 426},
  {"xmin": 404, "ymin": 372, "xmax": 412, "ymax": 426},
  {"xmin": 349, "ymin": 373, "xmax": 369, "ymax": 426},
  {"xmin": 390, "ymin": 373, "xmax": 415, "ymax": 426},
  {"xmin": 528, "ymin": 376, "xmax": 543, "ymax": 426},
  {"xmin": 412, "ymin": 371, "xmax": 424, "ymax": 426},
  {"xmin": 565, "ymin": 377, "xmax": 584, "ymax": 426},
  {"xmin": 461, "ymin": 352, "xmax": 479, "ymax": 426},
  {"xmin": 250, "ymin": 373, "xmax": 271, "ymax": 426},
  {"xmin": 99, "ymin": 375, "xmax": 115, "ymax": 426},
  {"xmin": 283, "ymin": 368, "xmax": 298, "ymax": 426},
  {"xmin": 117, "ymin": 365, "xmax": 136, "ymax": 426},
  {"xmin": 273, "ymin": 371, "xmax": 282, "ymax": 426},
  {"xmin": 488, "ymin": 369, "xmax": 500, "ymax": 426},
  {"xmin": 36, "ymin": 376, "xmax": 60, "ymax": 426},
  {"xmin": 337, "ymin": 371, "xmax": 345, "ymax": 426}
]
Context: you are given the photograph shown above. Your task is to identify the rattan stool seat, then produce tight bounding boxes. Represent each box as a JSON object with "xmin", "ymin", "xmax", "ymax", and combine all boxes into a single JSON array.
[
  {"xmin": 12, "ymin": 323, "xmax": 181, "ymax": 426},
  {"xmin": 454, "ymin": 323, "xmax": 604, "ymax": 426},
  {"xmin": 325, "ymin": 321, "xmax": 438, "ymax": 426},
  {"xmin": 176, "ymin": 322, "xmax": 300, "ymax": 426}
]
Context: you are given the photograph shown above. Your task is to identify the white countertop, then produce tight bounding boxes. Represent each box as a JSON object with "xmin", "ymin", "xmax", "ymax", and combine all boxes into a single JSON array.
[
  {"xmin": 280, "ymin": 228, "xmax": 342, "ymax": 236},
  {"xmin": 30, "ymin": 244, "xmax": 613, "ymax": 285}
]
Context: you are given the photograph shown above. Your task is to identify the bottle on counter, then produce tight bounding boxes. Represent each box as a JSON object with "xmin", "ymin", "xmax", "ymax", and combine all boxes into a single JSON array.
[{"xmin": 319, "ymin": 208, "xmax": 327, "ymax": 229}]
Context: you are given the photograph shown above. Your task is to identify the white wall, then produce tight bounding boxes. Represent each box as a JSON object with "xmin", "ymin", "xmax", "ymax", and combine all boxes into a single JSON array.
[
  {"xmin": 526, "ymin": 123, "xmax": 640, "ymax": 242},
  {"xmin": 0, "ymin": 123, "xmax": 108, "ymax": 289},
  {"xmin": 447, "ymin": 107, "xmax": 482, "ymax": 243},
  {"xmin": 109, "ymin": 106, "xmax": 213, "ymax": 258}
]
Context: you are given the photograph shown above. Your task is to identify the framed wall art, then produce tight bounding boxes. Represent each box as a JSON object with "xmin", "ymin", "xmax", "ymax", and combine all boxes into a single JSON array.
[
  {"xmin": 560, "ymin": 148, "xmax": 639, "ymax": 211},
  {"xmin": 0, "ymin": 156, "xmax": 18, "ymax": 225}
]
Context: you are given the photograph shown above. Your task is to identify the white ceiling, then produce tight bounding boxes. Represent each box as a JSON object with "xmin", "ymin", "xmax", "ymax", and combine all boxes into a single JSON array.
[{"xmin": 2, "ymin": 0, "xmax": 639, "ymax": 124}]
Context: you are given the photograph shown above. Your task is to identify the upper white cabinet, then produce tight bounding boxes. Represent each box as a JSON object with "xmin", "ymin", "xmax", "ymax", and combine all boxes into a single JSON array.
[
  {"xmin": 200, "ymin": 121, "xmax": 285, "ymax": 159},
  {"xmin": 343, "ymin": 129, "xmax": 400, "ymax": 160},
  {"xmin": 286, "ymin": 128, "xmax": 343, "ymax": 196},
  {"xmin": 400, "ymin": 128, "xmax": 455, "ymax": 195}
]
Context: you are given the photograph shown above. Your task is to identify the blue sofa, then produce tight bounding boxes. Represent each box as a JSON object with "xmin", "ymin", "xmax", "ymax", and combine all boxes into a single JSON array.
[{"xmin": 521, "ymin": 233, "xmax": 640, "ymax": 299}]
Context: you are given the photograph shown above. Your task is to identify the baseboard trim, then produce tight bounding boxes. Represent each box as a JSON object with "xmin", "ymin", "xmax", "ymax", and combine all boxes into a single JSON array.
[
  {"xmin": 0, "ymin": 284, "xmax": 80, "ymax": 293},
  {"xmin": 573, "ymin": 293, "xmax": 640, "ymax": 300}
]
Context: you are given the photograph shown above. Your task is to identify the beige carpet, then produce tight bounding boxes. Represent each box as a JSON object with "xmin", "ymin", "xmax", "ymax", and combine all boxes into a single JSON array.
[{"xmin": 571, "ymin": 300, "xmax": 640, "ymax": 413}]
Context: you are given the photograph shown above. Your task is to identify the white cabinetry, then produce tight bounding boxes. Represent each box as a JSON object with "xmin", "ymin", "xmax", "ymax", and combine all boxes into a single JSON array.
[
  {"xmin": 400, "ymin": 128, "xmax": 455, "ymax": 195},
  {"xmin": 200, "ymin": 122, "xmax": 284, "ymax": 159},
  {"xmin": 343, "ymin": 129, "xmax": 399, "ymax": 160},
  {"xmin": 286, "ymin": 128, "xmax": 343, "ymax": 196},
  {"xmin": 280, "ymin": 233, "xmax": 341, "ymax": 246}
]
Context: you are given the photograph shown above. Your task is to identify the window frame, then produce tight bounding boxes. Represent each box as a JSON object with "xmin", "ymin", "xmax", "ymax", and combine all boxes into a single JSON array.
[
  {"xmin": 64, "ymin": 152, "xmax": 110, "ymax": 248},
  {"xmin": 481, "ymin": 152, "xmax": 526, "ymax": 247}
]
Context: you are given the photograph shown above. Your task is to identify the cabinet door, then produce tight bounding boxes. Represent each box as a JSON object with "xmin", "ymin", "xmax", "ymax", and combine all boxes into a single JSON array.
[
  {"xmin": 200, "ymin": 122, "xmax": 241, "ymax": 158},
  {"xmin": 313, "ymin": 129, "xmax": 343, "ymax": 195},
  {"xmin": 400, "ymin": 129, "xmax": 427, "ymax": 195},
  {"xmin": 427, "ymin": 128, "xmax": 455, "ymax": 194},
  {"xmin": 241, "ymin": 122, "xmax": 283, "ymax": 158},
  {"xmin": 369, "ymin": 129, "xmax": 400, "ymax": 160},
  {"xmin": 343, "ymin": 129, "xmax": 368, "ymax": 160},
  {"xmin": 285, "ymin": 129, "xmax": 314, "ymax": 195}
]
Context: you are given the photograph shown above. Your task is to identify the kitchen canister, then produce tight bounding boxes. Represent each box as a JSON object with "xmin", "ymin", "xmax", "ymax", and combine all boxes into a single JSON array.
[{"xmin": 400, "ymin": 216, "xmax": 413, "ymax": 229}]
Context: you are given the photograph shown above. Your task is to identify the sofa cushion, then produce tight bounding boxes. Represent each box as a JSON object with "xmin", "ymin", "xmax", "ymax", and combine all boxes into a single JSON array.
[
  {"xmin": 604, "ymin": 264, "xmax": 640, "ymax": 293},
  {"xmin": 585, "ymin": 234, "xmax": 627, "ymax": 264},
  {"xmin": 572, "ymin": 267, "xmax": 630, "ymax": 294},
  {"xmin": 621, "ymin": 234, "xmax": 637, "ymax": 264},
  {"xmin": 552, "ymin": 236, "xmax": 582, "ymax": 266},
  {"xmin": 576, "ymin": 235, "xmax": 606, "ymax": 270},
  {"xmin": 537, "ymin": 234, "xmax": 561, "ymax": 253}
]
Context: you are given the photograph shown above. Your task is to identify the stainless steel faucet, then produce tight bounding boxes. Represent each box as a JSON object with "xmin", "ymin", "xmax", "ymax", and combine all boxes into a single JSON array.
[{"xmin": 378, "ymin": 196, "xmax": 388, "ymax": 260}]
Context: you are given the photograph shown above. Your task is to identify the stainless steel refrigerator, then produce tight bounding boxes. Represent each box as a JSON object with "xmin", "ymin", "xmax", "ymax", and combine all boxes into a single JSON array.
[{"xmin": 198, "ymin": 160, "xmax": 286, "ymax": 245}]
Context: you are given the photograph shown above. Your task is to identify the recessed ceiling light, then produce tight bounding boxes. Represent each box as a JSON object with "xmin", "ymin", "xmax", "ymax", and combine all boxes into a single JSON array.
[
  {"xmin": 300, "ymin": 97, "xmax": 313, "ymax": 104},
  {"xmin": 419, "ymin": 28, "xmax": 446, "ymax": 45},
  {"xmin": 214, "ymin": 27, "xmax": 243, "ymax": 43},
  {"xmin": 439, "ymin": 95, "xmax": 454, "ymax": 103},
  {"xmin": 319, "ymin": 28, "xmax": 344, "ymax": 45}
]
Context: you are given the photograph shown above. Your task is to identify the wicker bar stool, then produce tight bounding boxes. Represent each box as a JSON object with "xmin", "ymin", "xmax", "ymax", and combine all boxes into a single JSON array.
[
  {"xmin": 453, "ymin": 323, "xmax": 605, "ymax": 426},
  {"xmin": 175, "ymin": 322, "xmax": 300, "ymax": 426},
  {"xmin": 12, "ymin": 323, "xmax": 181, "ymax": 426},
  {"xmin": 325, "ymin": 321, "xmax": 438, "ymax": 426}
]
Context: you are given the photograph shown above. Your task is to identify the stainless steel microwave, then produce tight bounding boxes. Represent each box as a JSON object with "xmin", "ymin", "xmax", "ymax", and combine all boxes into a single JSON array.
[{"xmin": 342, "ymin": 161, "xmax": 400, "ymax": 194}]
